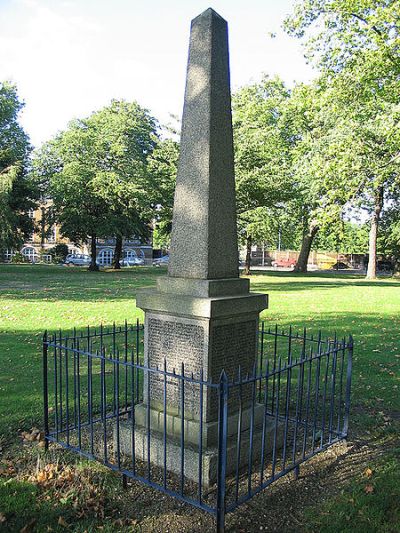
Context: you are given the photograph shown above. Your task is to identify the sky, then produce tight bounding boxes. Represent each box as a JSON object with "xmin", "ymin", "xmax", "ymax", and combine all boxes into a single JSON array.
[{"xmin": 0, "ymin": 0, "xmax": 316, "ymax": 148}]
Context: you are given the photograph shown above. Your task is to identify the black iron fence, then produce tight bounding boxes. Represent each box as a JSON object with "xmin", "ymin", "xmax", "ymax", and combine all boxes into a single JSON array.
[{"xmin": 43, "ymin": 322, "xmax": 352, "ymax": 532}]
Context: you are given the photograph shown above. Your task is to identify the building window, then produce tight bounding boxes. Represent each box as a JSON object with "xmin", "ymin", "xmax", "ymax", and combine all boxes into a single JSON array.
[
  {"xmin": 124, "ymin": 249, "xmax": 138, "ymax": 260},
  {"xmin": 98, "ymin": 249, "xmax": 114, "ymax": 266},
  {"xmin": 4, "ymin": 249, "xmax": 13, "ymax": 261},
  {"xmin": 27, "ymin": 231, "xmax": 34, "ymax": 243},
  {"xmin": 22, "ymin": 247, "xmax": 38, "ymax": 263},
  {"xmin": 27, "ymin": 209, "xmax": 35, "ymax": 219}
]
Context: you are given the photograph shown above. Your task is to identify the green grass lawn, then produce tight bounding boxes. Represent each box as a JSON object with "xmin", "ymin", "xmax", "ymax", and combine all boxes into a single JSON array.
[{"xmin": 0, "ymin": 264, "xmax": 399, "ymax": 532}]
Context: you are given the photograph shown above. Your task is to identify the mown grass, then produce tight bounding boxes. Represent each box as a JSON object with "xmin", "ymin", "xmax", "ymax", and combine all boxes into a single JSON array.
[{"xmin": 0, "ymin": 264, "xmax": 399, "ymax": 531}]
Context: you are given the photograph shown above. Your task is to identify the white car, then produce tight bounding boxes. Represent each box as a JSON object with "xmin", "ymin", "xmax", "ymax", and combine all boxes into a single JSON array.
[
  {"xmin": 64, "ymin": 254, "xmax": 93, "ymax": 266},
  {"xmin": 152, "ymin": 255, "xmax": 169, "ymax": 267},
  {"xmin": 120, "ymin": 256, "xmax": 145, "ymax": 267}
]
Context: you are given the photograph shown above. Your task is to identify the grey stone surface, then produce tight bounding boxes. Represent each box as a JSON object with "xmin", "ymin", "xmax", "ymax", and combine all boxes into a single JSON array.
[
  {"xmin": 117, "ymin": 414, "xmax": 284, "ymax": 486},
  {"xmin": 168, "ymin": 8, "xmax": 238, "ymax": 280},
  {"xmin": 136, "ymin": 289, "xmax": 268, "ymax": 319},
  {"xmin": 157, "ymin": 277, "xmax": 250, "ymax": 297},
  {"xmin": 133, "ymin": 8, "xmax": 270, "ymax": 483},
  {"xmin": 134, "ymin": 402, "xmax": 268, "ymax": 446},
  {"xmin": 141, "ymin": 311, "xmax": 262, "ymax": 422}
]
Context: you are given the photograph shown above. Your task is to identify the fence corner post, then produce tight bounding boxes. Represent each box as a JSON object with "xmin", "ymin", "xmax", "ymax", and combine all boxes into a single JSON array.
[
  {"xmin": 216, "ymin": 370, "xmax": 228, "ymax": 533},
  {"xmin": 343, "ymin": 335, "xmax": 353, "ymax": 438},
  {"xmin": 43, "ymin": 330, "xmax": 49, "ymax": 451}
]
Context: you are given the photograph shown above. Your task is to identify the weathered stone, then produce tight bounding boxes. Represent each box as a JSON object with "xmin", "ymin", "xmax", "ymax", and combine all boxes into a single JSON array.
[
  {"xmin": 117, "ymin": 415, "xmax": 284, "ymax": 486},
  {"xmin": 168, "ymin": 8, "xmax": 238, "ymax": 280},
  {"xmin": 122, "ymin": 8, "xmax": 270, "ymax": 486}
]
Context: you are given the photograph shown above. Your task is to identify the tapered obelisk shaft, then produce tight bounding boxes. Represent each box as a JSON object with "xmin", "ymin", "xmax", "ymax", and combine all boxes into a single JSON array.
[{"xmin": 168, "ymin": 8, "xmax": 239, "ymax": 280}]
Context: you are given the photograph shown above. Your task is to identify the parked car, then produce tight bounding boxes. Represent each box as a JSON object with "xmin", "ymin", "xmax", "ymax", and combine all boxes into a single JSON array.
[
  {"xmin": 152, "ymin": 255, "xmax": 169, "ymax": 267},
  {"xmin": 64, "ymin": 254, "xmax": 93, "ymax": 266},
  {"xmin": 120, "ymin": 256, "xmax": 145, "ymax": 267}
]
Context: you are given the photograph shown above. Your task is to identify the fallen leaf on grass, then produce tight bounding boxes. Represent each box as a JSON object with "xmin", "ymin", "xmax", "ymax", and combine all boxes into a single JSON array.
[
  {"xmin": 0, "ymin": 513, "xmax": 6, "ymax": 524},
  {"xmin": 364, "ymin": 468, "xmax": 373, "ymax": 478},
  {"xmin": 58, "ymin": 516, "xmax": 69, "ymax": 528},
  {"xmin": 364, "ymin": 484, "xmax": 374, "ymax": 494},
  {"xmin": 20, "ymin": 519, "xmax": 36, "ymax": 533}
]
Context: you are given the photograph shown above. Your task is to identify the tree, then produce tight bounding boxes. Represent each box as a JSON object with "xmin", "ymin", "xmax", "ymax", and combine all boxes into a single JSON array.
[
  {"xmin": 285, "ymin": 0, "xmax": 400, "ymax": 277},
  {"xmin": 232, "ymin": 76, "xmax": 296, "ymax": 274},
  {"xmin": 0, "ymin": 81, "xmax": 37, "ymax": 251},
  {"xmin": 33, "ymin": 100, "xmax": 158, "ymax": 270},
  {"xmin": 147, "ymin": 138, "xmax": 179, "ymax": 250}
]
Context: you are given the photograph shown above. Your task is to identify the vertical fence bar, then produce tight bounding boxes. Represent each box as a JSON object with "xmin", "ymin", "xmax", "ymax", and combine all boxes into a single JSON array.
[
  {"xmin": 58, "ymin": 330, "xmax": 63, "ymax": 434},
  {"xmin": 234, "ymin": 366, "xmax": 243, "ymax": 505},
  {"xmin": 163, "ymin": 358, "xmax": 167, "ymax": 490},
  {"xmin": 112, "ymin": 323, "xmax": 116, "ymax": 414},
  {"xmin": 320, "ymin": 341, "xmax": 330, "ymax": 448},
  {"xmin": 101, "ymin": 348, "xmax": 107, "ymax": 464},
  {"xmin": 247, "ymin": 364, "xmax": 257, "ymax": 496},
  {"xmin": 282, "ymin": 350, "xmax": 293, "ymax": 470},
  {"xmin": 336, "ymin": 338, "xmax": 346, "ymax": 435},
  {"xmin": 198, "ymin": 368, "xmax": 204, "ymax": 504},
  {"xmin": 77, "ymin": 339, "xmax": 81, "ymax": 449},
  {"xmin": 258, "ymin": 322, "xmax": 264, "ymax": 402},
  {"xmin": 147, "ymin": 365, "xmax": 151, "ymax": 481},
  {"xmin": 65, "ymin": 338, "xmax": 70, "ymax": 446},
  {"xmin": 124, "ymin": 320, "xmax": 128, "ymax": 411},
  {"xmin": 89, "ymin": 351, "xmax": 94, "ymax": 455},
  {"xmin": 136, "ymin": 319, "xmax": 140, "ymax": 404},
  {"xmin": 116, "ymin": 348, "xmax": 121, "ymax": 469},
  {"xmin": 292, "ymin": 357, "xmax": 304, "ymax": 465},
  {"xmin": 328, "ymin": 340, "xmax": 338, "ymax": 443},
  {"xmin": 302, "ymin": 352, "xmax": 313, "ymax": 460},
  {"xmin": 73, "ymin": 335, "xmax": 77, "ymax": 428},
  {"xmin": 271, "ymin": 358, "xmax": 282, "ymax": 479},
  {"xmin": 43, "ymin": 331, "xmax": 49, "ymax": 450},
  {"xmin": 259, "ymin": 359, "xmax": 270, "ymax": 486},
  {"xmin": 342, "ymin": 336, "xmax": 353, "ymax": 437},
  {"xmin": 54, "ymin": 336, "xmax": 59, "ymax": 440},
  {"xmin": 216, "ymin": 371, "xmax": 228, "ymax": 533},
  {"xmin": 180, "ymin": 363, "xmax": 185, "ymax": 496},
  {"xmin": 131, "ymin": 348, "xmax": 136, "ymax": 475},
  {"xmin": 271, "ymin": 324, "xmax": 278, "ymax": 413}
]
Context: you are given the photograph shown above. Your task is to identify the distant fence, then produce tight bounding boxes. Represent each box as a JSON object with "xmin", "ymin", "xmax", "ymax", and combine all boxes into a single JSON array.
[{"xmin": 43, "ymin": 322, "xmax": 353, "ymax": 532}]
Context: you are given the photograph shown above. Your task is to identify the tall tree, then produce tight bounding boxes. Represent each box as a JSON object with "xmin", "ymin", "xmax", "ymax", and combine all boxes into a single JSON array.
[
  {"xmin": 0, "ymin": 82, "xmax": 37, "ymax": 252},
  {"xmin": 33, "ymin": 100, "xmax": 158, "ymax": 270},
  {"xmin": 147, "ymin": 138, "xmax": 179, "ymax": 250},
  {"xmin": 232, "ymin": 76, "xmax": 296, "ymax": 274},
  {"xmin": 285, "ymin": 0, "xmax": 400, "ymax": 277}
]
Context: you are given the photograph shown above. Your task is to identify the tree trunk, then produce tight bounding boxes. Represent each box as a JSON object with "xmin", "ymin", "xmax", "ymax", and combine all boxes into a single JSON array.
[
  {"xmin": 89, "ymin": 234, "xmax": 99, "ymax": 271},
  {"xmin": 366, "ymin": 187, "xmax": 384, "ymax": 280},
  {"xmin": 243, "ymin": 235, "xmax": 252, "ymax": 275},
  {"xmin": 293, "ymin": 221, "xmax": 319, "ymax": 273},
  {"xmin": 113, "ymin": 235, "xmax": 123, "ymax": 269}
]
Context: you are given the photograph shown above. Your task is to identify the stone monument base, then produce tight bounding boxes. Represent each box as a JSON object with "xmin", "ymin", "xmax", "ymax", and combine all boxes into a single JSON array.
[{"xmin": 115, "ymin": 407, "xmax": 284, "ymax": 486}]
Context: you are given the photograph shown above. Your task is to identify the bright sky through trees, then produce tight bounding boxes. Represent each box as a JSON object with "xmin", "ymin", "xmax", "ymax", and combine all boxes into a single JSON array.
[{"xmin": 0, "ymin": 0, "xmax": 314, "ymax": 147}]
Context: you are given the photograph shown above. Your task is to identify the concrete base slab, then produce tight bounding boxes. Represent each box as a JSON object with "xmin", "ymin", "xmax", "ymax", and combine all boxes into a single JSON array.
[{"xmin": 116, "ymin": 415, "xmax": 284, "ymax": 486}]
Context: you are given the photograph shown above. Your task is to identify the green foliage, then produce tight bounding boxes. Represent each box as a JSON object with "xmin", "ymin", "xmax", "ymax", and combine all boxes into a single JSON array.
[
  {"xmin": 232, "ymin": 76, "xmax": 297, "ymax": 247},
  {"xmin": 33, "ymin": 100, "xmax": 159, "ymax": 262},
  {"xmin": 314, "ymin": 220, "xmax": 370, "ymax": 253},
  {"xmin": 147, "ymin": 138, "xmax": 179, "ymax": 248},
  {"xmin": 0, "ymin": 81, "xmax": 37, "ymax": 251},
  {"xmin": 10, "ymin": 251, "xmax": 29, "ymax": 263},
  {"xmin": 48, "ymin": 243, "xmax": 69, "ymax": 262},
  {"xmin": 285, "ymin": 1, "xmax": 400, "ymax": 275}
]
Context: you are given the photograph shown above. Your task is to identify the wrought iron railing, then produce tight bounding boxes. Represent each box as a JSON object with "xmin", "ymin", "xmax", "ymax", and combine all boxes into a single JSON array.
[{"xmin": 43, "ymin": 322, "xmax": 352, "ymax": 532}]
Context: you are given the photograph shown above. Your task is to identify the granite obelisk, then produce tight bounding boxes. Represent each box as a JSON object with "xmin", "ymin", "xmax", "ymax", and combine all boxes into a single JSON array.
[{"xmin": 123, "ymin": 8, "xmax": 269, "ymax": 484}]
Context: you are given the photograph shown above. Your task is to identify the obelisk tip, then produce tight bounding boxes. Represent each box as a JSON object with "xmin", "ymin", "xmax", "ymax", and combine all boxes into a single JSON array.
[{"xmin": 193, "ymin": 7, "xmax": 226, "ymax": 24}]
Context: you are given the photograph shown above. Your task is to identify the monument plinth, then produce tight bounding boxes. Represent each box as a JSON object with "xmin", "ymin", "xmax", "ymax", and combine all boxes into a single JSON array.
[{"xmin": 120, "ymin": 8, "xmax": 270, "ymax": 484}]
